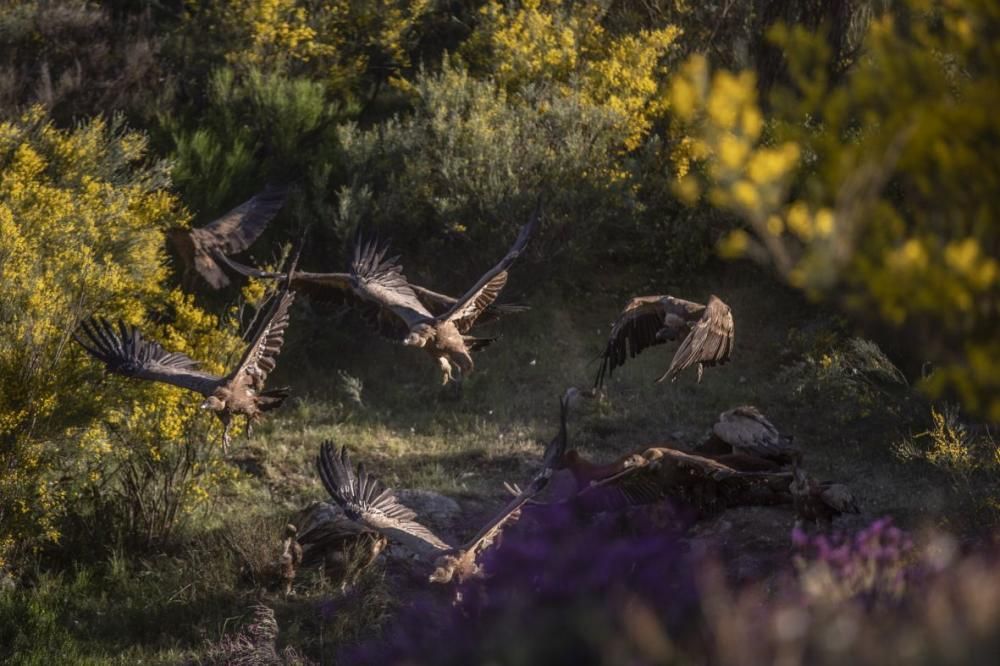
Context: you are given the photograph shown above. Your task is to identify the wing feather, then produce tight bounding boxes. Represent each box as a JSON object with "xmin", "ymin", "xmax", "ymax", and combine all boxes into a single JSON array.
[
  {"xmin": 594, "ymin": 296, "xmax": 670, "ymax": 389},
  {"xmin": 74, "ymin": 317, "xmax": 222, "ymax": 395},
  {"xmin": 350, "ymin": 233, "xmax": 434, "ymax": 332},
  {"xmin": 660, "ymin": 295, "xmax": 734, "ymax": 383},
  {"xmin": 437, "ymin": 209, "xmax": 539, "ymax": 331},
  {"xmin": 228, "ymin": 288, "xmax": 295, "ymax": 390},
  {"xmin": 317, "ymin": 443, "xmax": 451, "ymax": 557},
  {"xmin": 176, "ymin": 185, "xmax": 288, "ymax": 289}
]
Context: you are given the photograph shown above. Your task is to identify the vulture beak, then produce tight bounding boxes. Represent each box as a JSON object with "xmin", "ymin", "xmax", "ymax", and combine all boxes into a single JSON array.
[{"xmin": 199, "ymin": 400, "xmax": 211, "ymax": 410}]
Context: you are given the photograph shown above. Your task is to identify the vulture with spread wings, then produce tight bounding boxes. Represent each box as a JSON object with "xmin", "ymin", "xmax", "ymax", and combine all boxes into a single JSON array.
[
  {"xmin": 218, "ymin": 212, "xmax": 538, "ymax": 385},
  {"xmin": 167, "ymin": 185, "xmax": 288, "ymax": 289},
  {"xmin": 595, "ymin": 294, "xmax": 734, "ymax": 389},
  {"xmin": 317, "ymin": 390, "xmax": 568, "ymax": 584},
  {"xmin": 74, "ymin": 285, "xmax": 296, "ymax": 450}
]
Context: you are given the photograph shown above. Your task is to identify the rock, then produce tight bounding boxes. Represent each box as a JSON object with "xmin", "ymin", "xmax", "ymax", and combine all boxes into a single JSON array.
[{"xmin": 395, "ymin": 489, "xmax": 462, "ymax": 525}]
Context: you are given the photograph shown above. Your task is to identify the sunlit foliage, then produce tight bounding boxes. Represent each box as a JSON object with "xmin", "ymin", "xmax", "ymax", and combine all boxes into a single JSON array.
[
  {"xmin": 464, "ymin": 0, "xmax": 680, "ymax": 149},
  {"xmin": 183, "ymin": 0, "xmax": 433, "ymax": 101},
  {"xmin": 0, "ymin": 110, "xmax": 243, "ymax": 563},
  {"xmin": 668, "ymin": 0, "xmax": 1000, "ymax": 417}
]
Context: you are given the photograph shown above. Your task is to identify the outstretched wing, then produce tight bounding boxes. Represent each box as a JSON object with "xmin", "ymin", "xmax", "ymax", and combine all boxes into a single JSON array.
[
  {"xmin": 436, "ymin": 210, "xmax": 539, "ymax": 333},
  {"xmin": 350, "ymin": 233, "xmax": 434, "ymax": 334},
  {"xmin": 410, "ymin": 284, "xmax": 529, "ymax": 326},
  {"xmin": 317, "ymin": 443, "xmax": 451, "ymax": 557},
  {"xmin": 594, "ymin": 296, "xmax": 670, "ymax": 389},
  {"xmin": 74, "ymin": 318, "xmax": 222, "ymax": 396},
  {"xmin": 176, "ymin": 185, "xmax": 289, "ymax": 289},
  {"xmin": 227, "ymin": 287, "xmax": 295, "ymax": 391},
  {"xmin": 712, "ymin": 405, "xmax": 794, "ymax": 459},
  {"xmin": 659, "ymin": 295, "xmax": 734, "ymax": 383},
  {"xmin": 214, "ymin": 251, "xmax": 355, "ymax": 298},
  {"xmin": 193, "ymin": 185, "xmax": 289, "ymax": 256}
]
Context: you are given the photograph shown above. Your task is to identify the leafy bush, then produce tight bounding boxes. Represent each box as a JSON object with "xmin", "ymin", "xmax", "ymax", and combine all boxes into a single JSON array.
[
  {"xmin": 0, "ymin": 109, "xmax": 244, "ymax": 564},
  {"xmin": 182, "ymin": 0, "xmax": 434, "ymax": 104}
]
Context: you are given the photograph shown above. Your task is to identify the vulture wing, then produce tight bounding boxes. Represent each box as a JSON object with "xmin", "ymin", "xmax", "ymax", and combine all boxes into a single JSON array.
[
  {"xmin": 350, "ymin": 233, "xmax": 435, "ymax": 335},
  {"xmin": 410, "ymin": 284, "xmax": 529, "ymax": 325},
  {"xmin": 594, "ymin": 296, "xmax": 671, "ymax": 389},
  {"xmin": 227, "ymin": 287, "xmax": 296, "ymax": 391},
  {"xmin": 317, "ymin": 442, "xmax": 452, "ymax": 558},
  {"xmin": 176, "ymin": 185, "xmax": 289, "ymax": 288},
  {"xmin": 74, "ymin": 318, "xmax": 222, "ymax": 396},
  {"xmin": 436, "ymin": 209, "xmax": 539, "ymax": 333},
  {"xmin": 659, "ymin": 295, "xmax": 734, "ymax": 383},
  {"xmin": 213, "ymin": 251, "xmax": 353, "ymax": 297},
  {"xmin": 712, "ymin": 406, "xmax": 795, "ymax": 459}
]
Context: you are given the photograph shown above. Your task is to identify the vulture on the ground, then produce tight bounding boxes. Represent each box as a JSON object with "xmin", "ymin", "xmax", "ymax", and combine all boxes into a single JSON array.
[
  {"xmin": 316, "ymin": 388, "xmax": 568, "ymax": 584},
  {"xmin": 294, "ymin": 501, "xmax": 387, "ymax": 589},
  {"xmin": 217, "ymin": 212, "xmax": 538, "ymax": 385},
  {"xmin": 790, "ymin": 462, "xmax": 860, "ymax": 526},
  {"xmin": 595, "ymin": 294, "xmax": 734, "ymax": 389},
  {"xmin": 167, "ymin": 185, "xmax": 288, "ymax": 289},
  {"xmin": 74, "ymin": 283, "xmax": 296, "ymax": 450},
  {"xmin": 575, "ymin": 446, "xmax": 793, "ymax": 514},
  {"xmin": 279, "ymin": 524, "xmax": 304, "ymax": 596},
  {"xmin": 697, "ymin": 405, "xmax": 801, "ymax": 466}
]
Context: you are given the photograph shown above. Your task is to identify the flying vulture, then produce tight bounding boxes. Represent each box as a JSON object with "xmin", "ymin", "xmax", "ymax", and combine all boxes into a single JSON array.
[
  {"xmin": 698, "ymin": 405, "xmax": 801, "ymax": 466},
  {"xmin": 167, "ymin": 185, "xmax": 289, "ymax": 289},
  {"xmin": 218, "ymin": 212, "xmax": 538, "ymax": 385},
  {"xmin": 316, "ymin": 389, "xmax": 567, "ymax": 584},
  {"xmin": 74, "ymin": 285, "xmax": 296, "ymax": 450},
  {"xmin": 790, "ymin": 462, "xmax": 860, "ymax": 526},
  {"xmin": 594, "ymin": 294, "xmax": 734, "ymax": 389}
]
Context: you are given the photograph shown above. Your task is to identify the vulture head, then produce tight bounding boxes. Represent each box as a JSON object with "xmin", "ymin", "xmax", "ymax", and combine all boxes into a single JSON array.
[
  {"xmin": 200, "ymin": 395, "xmax": 226, "ymax": 411},
  {"xmin": 403, "ymin": 323, "xmax": 436, "ymax": 348}
]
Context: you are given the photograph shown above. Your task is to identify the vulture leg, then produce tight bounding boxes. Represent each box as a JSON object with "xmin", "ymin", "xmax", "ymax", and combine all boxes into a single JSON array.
[
  {"xmin": 437, "ymin": 356, "xmax": 454, "ymax": 386},
  {"xmin": 696, "ymin": 363, "xmax": 704, "ymax": 383},
  {"xmin": 219, "ymin": 413, "xmax": 233, "ymax": 453}
]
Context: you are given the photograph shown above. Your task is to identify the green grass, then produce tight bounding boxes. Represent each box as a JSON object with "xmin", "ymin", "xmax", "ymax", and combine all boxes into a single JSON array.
[{"xmin": 1, "ymin": 262, "xmax": 984, "ymax": 663}]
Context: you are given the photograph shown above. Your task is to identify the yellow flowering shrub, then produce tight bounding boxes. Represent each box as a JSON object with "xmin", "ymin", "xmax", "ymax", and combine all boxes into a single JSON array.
[
  {"xmin": 184, "ymin": 0, "xmax": 432, "ymax": 98},
  {"xmin": 464, "ymin": 0, "xmax": 680, "ymax": 149},
  {"xmin": 666, "ymin": 0, "xmax": 1000, "ymax": 418},
  {"xmin": 0, "ymin": 109, "xmax": 244, "ymax": 563}
]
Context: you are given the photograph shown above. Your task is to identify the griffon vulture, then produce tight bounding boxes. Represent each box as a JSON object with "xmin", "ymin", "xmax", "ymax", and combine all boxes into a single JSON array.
[
  {"xmin": 698, "ymin": 405, "xmax": 801, "ymax": 466},
  {"xmin": 790, "ymin": 462, "xmax": 860, "ymax": 526},
  {"xmin": 167, "ymin": 185, "xmax": 288, "ymax": 289},
  {"xmin": 316, "ymin": 390, "xmax": 568, "ymax": 584},
  {"xmin": 219, "ymin": 213, "xmax": 538, "ymax": 385},
  {"xmin": 595, "ymin": 294, "xmax": 734, "ymax": 389},
  {"xmin": 74, "ymin": 284, "xmax": 296, "ymax": 450}
]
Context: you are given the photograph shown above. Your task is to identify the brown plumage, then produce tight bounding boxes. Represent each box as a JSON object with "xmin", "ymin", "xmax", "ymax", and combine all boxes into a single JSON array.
[
  {"xmin": 595, "ymin": 294, "xmax": 734, "ymax": 389},
  {"xmin": 572, "ymin": 446, "xmax": 792, "ymax": 514},
  {"xmin": 294, "ymin": 502, "xmax": 387, "ymax": 589},
  {"xmin": 710, "ymin": 406, "xmax": 800, "ymax": 465},
  {"xmin": 217, "ymin": 211, "xmax": 538, "ymax": 385},
  {"xmin": 790, "ymin": 463, "xmax": 860, "ymax": 526},
  {"xmin": 317, "ymin": 391, "xmax": 568, "ymax": 584},
  {"xmin": 168, "ymin": 185, "xmax": 288, "ymax": 289},
  {"xmin": 74, "ymin": 285, "xmax": 296, "ymax": 451}
]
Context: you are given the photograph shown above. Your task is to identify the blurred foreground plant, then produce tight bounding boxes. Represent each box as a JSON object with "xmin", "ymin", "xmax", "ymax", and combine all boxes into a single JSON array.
[{"xmin": 668, "ymin": 0, "xmax": 1000, "ymax": 418}]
